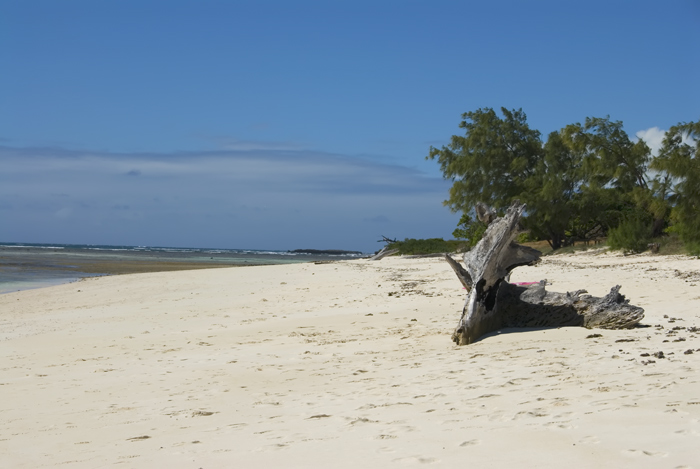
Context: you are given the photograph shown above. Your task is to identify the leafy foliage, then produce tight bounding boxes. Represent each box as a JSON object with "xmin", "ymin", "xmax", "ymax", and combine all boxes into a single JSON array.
[
  {"xmin": 651, "ymin": 121, "xmax": 700, "ymax": 254},
  {"xmin": 430, "ymin": 108, "xmax": 699, "ymax": 254},
  {"xmin": 565, "ymin": 117, "xmax": 650, "ymax": 192},
  {"xmin": 451, "ymin": 213, "xmax": 487, "ymax": 248},
  {"xmin": 520, "ymin": 129, "xmax": 584, "ymax": 249},
  {"xmin": 607, "ymin": 210, "xmax": 653, "ymax": 253},
  {"xmin": 427, "ymin": 107, "xmax": 541, "ymax": 213}
]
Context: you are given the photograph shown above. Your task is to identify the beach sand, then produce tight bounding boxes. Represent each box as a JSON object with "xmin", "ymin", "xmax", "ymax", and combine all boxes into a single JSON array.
[{"xmin": 1, "ymin": 251, "xmax": 699, "ymax": 468}]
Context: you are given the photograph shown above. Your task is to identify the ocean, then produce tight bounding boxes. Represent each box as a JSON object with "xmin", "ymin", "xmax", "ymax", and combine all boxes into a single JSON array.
[{"xmin": 0, "ymin": 242, "xmax": 367, "ymax": 294}]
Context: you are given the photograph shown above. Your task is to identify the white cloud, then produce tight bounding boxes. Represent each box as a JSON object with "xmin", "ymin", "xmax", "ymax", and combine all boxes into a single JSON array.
[
  {"xmin": 219, "ymin": 139, "xmax": 307, "ymax": 151},
  {"xmin": 0, "ymin": 146, "xmax": 458, "ymax": 251},
  {"xmin": 635, "ymin": 127, "xmax": 666, "ymax": 156}
]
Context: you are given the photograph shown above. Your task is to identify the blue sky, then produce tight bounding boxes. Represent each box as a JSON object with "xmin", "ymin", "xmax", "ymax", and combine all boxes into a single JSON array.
[{"xmin": 1, "ymin": 0, "xmax": 699, "ymax": 252}]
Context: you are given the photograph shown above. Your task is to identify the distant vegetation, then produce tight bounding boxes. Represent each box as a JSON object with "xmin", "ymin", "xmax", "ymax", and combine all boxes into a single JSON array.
[
  {"xmin": 427, "ymin": 108, "xmax": 700, "ymax": 255},
  {"xmin": 386, "ymin": 238, "xmax": 468, "ymax": 255}
]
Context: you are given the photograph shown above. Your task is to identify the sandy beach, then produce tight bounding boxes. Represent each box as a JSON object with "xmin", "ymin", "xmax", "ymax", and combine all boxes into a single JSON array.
[{"xmin": 1, "ymin": 251, "xmax": 699, "ymax": 468}]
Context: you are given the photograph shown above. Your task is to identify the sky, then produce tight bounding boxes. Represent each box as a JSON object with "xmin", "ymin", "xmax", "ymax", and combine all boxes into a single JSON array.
[{"xmin": 1, "ymin": 0, "xmax": 699, "ymax": 252}]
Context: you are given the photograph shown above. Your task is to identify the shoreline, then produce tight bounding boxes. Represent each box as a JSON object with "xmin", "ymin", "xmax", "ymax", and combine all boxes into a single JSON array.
[
  {"xmin": 0, "ymin": 244, "xmax": 358, "ymax": 294},
  {"xmin": 0, "ymin": 254, "xmax": 252, "ymax": 295},
  {"xmin": 1, "ymin": 252, "xmax": 699, "ymax": 467}
]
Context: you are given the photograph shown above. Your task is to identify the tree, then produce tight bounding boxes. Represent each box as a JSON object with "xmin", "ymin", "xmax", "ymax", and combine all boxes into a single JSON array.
[
  {"xmin": 560, "ymin": 117, "xmax": 654, "ymax": 241},
  {"xmin": 427, "ymin": 107, "xmax": 542, "ymax": 214},
  {"xmin": 568, "ymin": 117, "xmax": 651, "ymax": 192},
  {"xmin": 651, "ymin": 120, "xmax": 700, "ymax": 253},
  {"xmin": 521, "ymin": 130, "xmax": 583, "ymax": 249},
  {"xmin": 430, "ymin": 109, "xmax": 665, "ymax": 252}
]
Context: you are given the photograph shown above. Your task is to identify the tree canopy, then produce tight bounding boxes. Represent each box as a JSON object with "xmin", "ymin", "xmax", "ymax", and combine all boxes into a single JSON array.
[
  {"xmin": 651, "ymin": 121, "xmax": 700, "ymax": 254},
  {"xmin": 429, "ymin": 107, "xmax": 699, "ymax": 253},
  {"xmin": 428, "ymin": 108, "xmax": 541, "ymax": 214}
]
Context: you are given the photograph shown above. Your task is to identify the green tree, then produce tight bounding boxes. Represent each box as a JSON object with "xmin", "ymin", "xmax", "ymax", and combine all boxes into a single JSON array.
[
  {"xmin": 568, "ymin": 117, "xmax": 651, "ymax": 192},
  {"xmin": 560, "ymin": 117, "xmax": 654, "ymax": 242},
  {"xmin": 430, "ymin": 109, "xmax": 664, "ymax": 252},
  {"xmin": 521, "ymin": 130, "xmax": 583, "ymax": 249},
  {"xmin": 427, "ymin": 107, "xmax": 542, "ymax": 213},
  {"xmin": 651, "ymin": 120, "xmax": 700, "ymax": 253}
]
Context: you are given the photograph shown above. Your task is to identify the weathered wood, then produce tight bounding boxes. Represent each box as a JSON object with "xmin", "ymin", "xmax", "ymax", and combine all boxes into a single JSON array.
[
  {"xmin": 444, "ymin": 254, "xmax": 472, "ymax": 292},
  {"xmin": 370, "ymin": 247, "xmax": 399, "ymax": 261},
  {"xmin": 449, "ymin": 202, "xmax": 644, "ymax": 345},
  {"xmin": 475, "ymin": 202, "xmax": 497, "ymax": 225},
  {"xmin": 404, "ymin": 253, "xmax": 448, "ymax": 259}
]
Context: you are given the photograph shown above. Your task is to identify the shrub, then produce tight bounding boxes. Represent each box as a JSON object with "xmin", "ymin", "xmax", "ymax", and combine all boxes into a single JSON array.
[
  {"xmin": 387, "ymin": 238, "xmax": 468, "ymax": 255},
  {"xmin": 607, "ymin": 211, "xmax": 652, "ymax": 253},
  {"xmin": 452, "ymin": 213, "xmax": 487, "ymax": 248}
]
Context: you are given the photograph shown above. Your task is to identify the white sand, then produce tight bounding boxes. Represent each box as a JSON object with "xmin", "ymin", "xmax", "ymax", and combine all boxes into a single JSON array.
[{"xmin": 1, "ymin": 251, "xmax": 700, "ymax": 468}]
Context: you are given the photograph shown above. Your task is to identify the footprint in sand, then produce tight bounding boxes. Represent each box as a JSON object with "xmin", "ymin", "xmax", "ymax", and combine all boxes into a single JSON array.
[
  {"xmin": 392, "ymin": 456, "xmax": 440, "ymax": 464},
  {"xmin": 622, "ymin": 449, "xmax": 668, "ymax": 457},
  {"xmin": 553, "ymin": 422, "xmax": 576, "ymax": 429},
  {"xmin": 579, "ymin": 435, "xmax": 600, "ymax": 445},
  {"xmin": 459, "ymin": 439, "xmax": 481, "ymax": 447},
  {"xmin": 376, "ymin": 445, "xmax": 396, "ymax": 453}
]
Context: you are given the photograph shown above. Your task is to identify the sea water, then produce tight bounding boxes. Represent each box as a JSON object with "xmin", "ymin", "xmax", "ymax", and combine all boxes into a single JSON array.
[{"xmin": 0, "ymin": 243, "xmax": 366, "ymax": 294}]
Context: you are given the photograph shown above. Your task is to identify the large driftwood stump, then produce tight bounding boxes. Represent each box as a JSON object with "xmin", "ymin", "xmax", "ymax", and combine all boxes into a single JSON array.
[{"xmin": 448, "ymin": 202, "xmax": 644, "ymax": 345}]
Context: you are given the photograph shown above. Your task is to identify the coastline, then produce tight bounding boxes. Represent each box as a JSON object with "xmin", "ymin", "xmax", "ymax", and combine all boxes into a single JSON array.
[
  {"xmin": 0, "ymin": 244, "xmax": 364, "ymax": 294},
  {"xmin": 1, "ymin": 252, "xmax": 699, "ymax": 467}
]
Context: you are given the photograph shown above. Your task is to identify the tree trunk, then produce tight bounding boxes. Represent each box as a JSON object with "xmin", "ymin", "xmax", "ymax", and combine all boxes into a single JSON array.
[
  {"xmin": 547, "ymin": 228, "xmax": 563, "ymax": 250},
  {"xmin": 449, "ymin": 202, "xmax": 644, "ymax": 345}
]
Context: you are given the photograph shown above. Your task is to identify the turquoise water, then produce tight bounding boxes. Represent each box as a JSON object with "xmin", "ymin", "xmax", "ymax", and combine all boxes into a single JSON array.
[{"xmin": 0, "ymin": 274, "xmax": 88, "ymax": 295}]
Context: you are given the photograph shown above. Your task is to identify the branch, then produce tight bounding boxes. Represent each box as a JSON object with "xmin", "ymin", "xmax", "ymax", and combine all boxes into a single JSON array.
[{"xmin": 444, "ymin": 254, "xmax": 472, "ymax": 292}]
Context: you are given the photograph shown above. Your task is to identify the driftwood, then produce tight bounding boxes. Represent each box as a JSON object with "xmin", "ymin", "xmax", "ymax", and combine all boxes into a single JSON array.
[
  {"xmin": 370, "ymin": 247, "xmax": 399, "ymax": 261},
  {"xmin": 449, "ymin": 202, "xmax": 644, "ymax": 345},
  {"xmin": 404, "ymin": 253, "xmax": 448, "ymax": 259}
]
